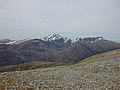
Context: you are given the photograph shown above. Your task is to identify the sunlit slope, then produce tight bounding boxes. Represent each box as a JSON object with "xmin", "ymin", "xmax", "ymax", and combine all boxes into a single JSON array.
[{"xmin": 77, "ymin": 49, "xmax": 120, "ymax": 65}]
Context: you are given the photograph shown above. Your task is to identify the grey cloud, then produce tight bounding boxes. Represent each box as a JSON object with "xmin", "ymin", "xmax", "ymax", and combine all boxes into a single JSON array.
[{"xmin": 0, "ymin": 0, "xmax": 120, "ymax": 40}]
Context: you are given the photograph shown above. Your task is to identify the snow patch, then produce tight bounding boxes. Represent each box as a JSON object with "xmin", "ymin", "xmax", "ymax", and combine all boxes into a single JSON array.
[
  {"xmin": 15, "ymin": 38, "xmax": 31, "ymax": 44},
  {"xmin": 41, "ymin": 34, "xmax": 63, "ymax": 41}
]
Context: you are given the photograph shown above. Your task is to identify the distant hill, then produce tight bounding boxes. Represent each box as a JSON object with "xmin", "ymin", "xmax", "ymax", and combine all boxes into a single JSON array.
[
  {"xmin": 0, "ymin": 49, "xmax": 120, "ymax": 72},
  {"xmin": 0, "ymin": 34, "xmax": 120, "ymax": 67}
]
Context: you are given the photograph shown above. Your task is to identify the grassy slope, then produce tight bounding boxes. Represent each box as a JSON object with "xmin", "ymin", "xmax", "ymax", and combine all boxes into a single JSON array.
[
  {"xmin": 78, "ymin": 49, "xmax": 120, "ymax": 65},
  {"xmin": 0, "ymin": 61, "xmax": 71, "ymax": 72}
]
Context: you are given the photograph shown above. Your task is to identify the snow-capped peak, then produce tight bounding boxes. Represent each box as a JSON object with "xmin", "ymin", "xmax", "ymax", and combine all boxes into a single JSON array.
[{"xmin": 41, "ymin": 34, "xmax": 64, "ymax": 41}]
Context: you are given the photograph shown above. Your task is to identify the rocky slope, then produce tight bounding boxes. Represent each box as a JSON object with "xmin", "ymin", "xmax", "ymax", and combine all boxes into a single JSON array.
[{"xmin": 0, "ymin": 49, "xmax": 120, "ymax": 90}]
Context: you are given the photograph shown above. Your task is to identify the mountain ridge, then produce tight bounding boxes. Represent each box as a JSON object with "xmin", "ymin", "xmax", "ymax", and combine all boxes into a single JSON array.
[
  {"xmin": 0, "ymin": 34, "xmax": 105, "ymax": 44},
  {"xmin": 0, "ymin": 34, "xmax": 120, "ymax": 67}
]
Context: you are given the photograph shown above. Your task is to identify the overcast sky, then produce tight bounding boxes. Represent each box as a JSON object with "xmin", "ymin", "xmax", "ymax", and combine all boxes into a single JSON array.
[{"xmin": 0, "ymin": 0, "xmax": 120, "ymax": 40}]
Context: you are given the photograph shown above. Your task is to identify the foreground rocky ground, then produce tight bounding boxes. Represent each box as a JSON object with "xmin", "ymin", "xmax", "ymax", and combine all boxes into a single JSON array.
[{"xmin": 0, "ymin": 50, "xmax": 120, "ymax": 90}]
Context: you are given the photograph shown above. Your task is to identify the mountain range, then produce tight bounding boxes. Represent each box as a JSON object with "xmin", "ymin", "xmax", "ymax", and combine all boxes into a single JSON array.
[{"xmin": 0, "ymin": 34, "xmax": 120, "ymax": 67}]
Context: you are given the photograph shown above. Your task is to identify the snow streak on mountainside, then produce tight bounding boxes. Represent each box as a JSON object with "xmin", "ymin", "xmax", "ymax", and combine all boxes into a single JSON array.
[{"xmin": 0, "ymin": 38, "xmax": 31, "ymax": 45}]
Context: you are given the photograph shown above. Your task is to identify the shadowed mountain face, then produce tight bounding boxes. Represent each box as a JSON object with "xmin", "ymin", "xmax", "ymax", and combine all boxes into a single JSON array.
[{"xmin": 0, "ymin": 34, "xmax": 120, "ymax": 67}]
